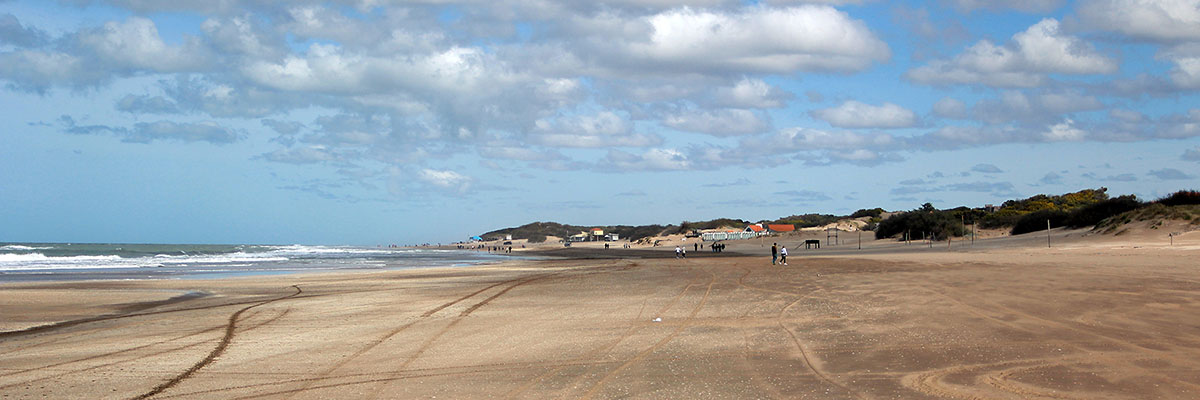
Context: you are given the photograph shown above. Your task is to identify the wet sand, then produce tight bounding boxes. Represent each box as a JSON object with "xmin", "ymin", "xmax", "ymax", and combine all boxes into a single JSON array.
[{"xmin": 2, "ymin": 233, "xmax": 1200, "ymax": 399}]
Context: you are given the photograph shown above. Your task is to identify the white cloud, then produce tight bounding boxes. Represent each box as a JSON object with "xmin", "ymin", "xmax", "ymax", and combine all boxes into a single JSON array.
[
  {"xmin": 531, "ymin": 111, "xmax": 662, "ymax": 148},
  {"xmin": 78, "ymin": 17, "xmax": 211, "ymax": 73},
  {"xmin": 1040, "ymin": 172, "xmax": 1064, "ymax": 184},
  {"xmin": 201, "ymin": 16, "xmax": 286, "ymax": 59},
  {"xmin": 907, "ymin": 19, "xmax": 1116, "ymax": 87},
  {"xmin": 0, "ymin": 50, "xmax": 94, "ymax": 90},
  {"xmin": 591, "ymin": 5, "xmax": 889, "ymax": 74},
  {"xmin": 972, "ymin": 90, "xmax": 1104, "ymax": 124},
  {"xmin": 1183, "ymin": 147, "xmax": 1200, "ymax": 162},
  {"xmin": 971, "ymin": 163, "xmax": 1003, "ymax": 173},
  {"xmin": 0, "ymin": 13, "xmax": 47, "ymax": 47},
  {"xmin": 259, "ymin": 146, "xmax": 343, "ymax": 164},
  {"xmin": 711, "ymin": 78, "xmax": 792, "ymax": 109},
  {"xmin": 418, "ymin": 169, "xmax": 473, "ymax": 193},
  {"xmin": 1148, "ymin": 168, "xmax": 1195, "ymax": 180},
  {"xmin": 1044, "ymin": 119, "xmax": 1087, "ymax": 141},
  {"xmin": 662, "ymin": 108, "xmax": 770, "ymax": 136},
  {"xmin": 1160, "ymin": 44, "xmax": 1200, "ymax": 89},
  {"xmin": 932, "ymin": 97, "xmax": 968, "ymax": 119},
  {"xmin": 124, "ymin": 121, "xmax": 241, "ymax": 144},
  {"xmin": 605, "ymin": 148, "xmax": 693, "ymax": 171},
  {"xmin": 811, "ymin": 101, "xmax": 917, "ymax": 129},
  {"xmin": 478, "ymin": 146, "xmax": 564, "ymax": 162},
  {"xmin": 1077, "ymin": 0, "xmax": 1200, "ymax": 42},
  {"xmin": 741, "ymin": 127, "xmax": 899, "ymax": 154}
]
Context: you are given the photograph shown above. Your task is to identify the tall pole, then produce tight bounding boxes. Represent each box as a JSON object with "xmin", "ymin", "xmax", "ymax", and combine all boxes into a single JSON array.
[
  {"xmin": 858, "ymin": 228, "xmax": 862, "ymax": 250},
  {"xmin": 1047, "ymin": 219, "xmax": 1052, "ymax": 248}
]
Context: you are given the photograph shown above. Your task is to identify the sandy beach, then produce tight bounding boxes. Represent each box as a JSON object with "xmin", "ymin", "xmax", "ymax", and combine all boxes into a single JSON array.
[{"xmin": 3, "ymin": 229, "xmax": 1200, "ymax": 399}]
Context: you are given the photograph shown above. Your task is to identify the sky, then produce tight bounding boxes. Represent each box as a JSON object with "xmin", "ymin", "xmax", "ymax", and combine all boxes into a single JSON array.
[{"xmin": 1, "ymin": 0, "xmax": 1199, "ymax": 245}]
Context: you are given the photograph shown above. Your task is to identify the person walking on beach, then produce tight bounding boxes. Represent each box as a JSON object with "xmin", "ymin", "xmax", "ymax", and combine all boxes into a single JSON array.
[
  {"xmin": 780, "ymin": 246, "xmax": 788, "ymax": 266},
  {"xmin": 771, "ymin": 243, "xmax": 778, "ymax": 265},
  {"xmin": 675, "ymin": 246, "xmax": 682, "ymax": 258}
]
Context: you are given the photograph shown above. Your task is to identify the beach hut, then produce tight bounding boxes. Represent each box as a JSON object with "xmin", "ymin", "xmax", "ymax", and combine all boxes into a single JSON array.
[{"xmin": 746, "ymin": 225, "xmax": 765, "ymax": 235}]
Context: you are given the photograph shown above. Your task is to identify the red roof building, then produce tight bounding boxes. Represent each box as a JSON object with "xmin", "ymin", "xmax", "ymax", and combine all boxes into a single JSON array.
[
  {"xmin": 746, "ymin": 225, "xmax": 765, "ymax": 232},
  {"xmin": 767, "ymin": 224, "xmax": 795, "ymax": 232}
]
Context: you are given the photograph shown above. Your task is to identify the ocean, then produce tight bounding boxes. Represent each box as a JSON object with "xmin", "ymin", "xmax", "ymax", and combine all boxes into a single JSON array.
[{"xmin": 0, "ymin": 243, "xmax": 515, "ymax": 282}]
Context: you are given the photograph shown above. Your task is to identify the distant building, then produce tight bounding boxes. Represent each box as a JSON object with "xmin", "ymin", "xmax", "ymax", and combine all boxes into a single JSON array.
[
  {"xmin": 767, "ymin": 224, "xmax": 796, "ymax": 233},
  {"xmin": 746, "ymin": 224, "xmax": 765, "ymax": 234}
]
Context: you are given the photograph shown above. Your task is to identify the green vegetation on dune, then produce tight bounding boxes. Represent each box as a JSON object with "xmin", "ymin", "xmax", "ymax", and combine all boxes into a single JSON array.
[
  {"xmin": 767, "ymin": 213, "xmax": 839, "ymax": 229},
  {"xmin": 676, "ymin": 218, "xmax": 750, "ymax": 233},
  {"xmin": 1096, "ymin": 203, "xmax": 1200, "ymax": 234},
  {"xmin": 477, "ymin": 189, "xmax": 1200, "ymax": 243},
  {"xmin": 874, "ymin": 203, "xmax": 968, "ymax": 241},
  {"xmin": 482, "ymin": 222, "xmax": 673, "ymax": 243},
  {"xmin": 981, "ymin": 188, "xmax": 1110, "ymax": 229}
]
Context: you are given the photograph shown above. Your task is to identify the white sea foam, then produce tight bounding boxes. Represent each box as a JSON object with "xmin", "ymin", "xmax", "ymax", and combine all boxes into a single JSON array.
[
  {"xmin": 0, "ymin": 253, "xmax": 131, "ymax": 270},
  {"xmin": 0, "ymin": 245, "xmax": 54, "ymax": 251},
  {"xmin": 0, "ymin": 244, "xmax": 496, "ymax": 274}
]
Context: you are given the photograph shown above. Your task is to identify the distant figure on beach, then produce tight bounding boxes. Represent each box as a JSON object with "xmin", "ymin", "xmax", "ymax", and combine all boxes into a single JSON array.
[
  {"xmin": 675, "ymin": 246, "xmax": 682, "ymax": 258},
  {"xmin": 682, "ymin": 247, "xmax": 687, "ymax": 258},
  {"xmin": 780, "ymin": 246, "xmax": 788, "ymax": 265},
  {"xmin": 694, "ymin": 243, "xmax": 699, "ymax": 252},
  {"xmin": 771, "ymin": 243, "xmax": 778, "ymax": 265}
]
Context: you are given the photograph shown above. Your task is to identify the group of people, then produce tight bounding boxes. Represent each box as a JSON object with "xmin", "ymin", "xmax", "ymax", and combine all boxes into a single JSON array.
[{"xmin": 770, "ymin": 243, "xmax": 788, "ymax": 265}]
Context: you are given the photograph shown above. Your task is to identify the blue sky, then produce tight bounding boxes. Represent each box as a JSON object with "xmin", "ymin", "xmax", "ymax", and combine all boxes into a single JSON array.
[{"xmin": 2, "ymin": 0, "xmax": 1198, "ymax": 245}]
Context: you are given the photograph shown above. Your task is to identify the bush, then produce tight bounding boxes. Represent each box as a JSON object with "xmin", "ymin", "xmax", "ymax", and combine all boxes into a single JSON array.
[
  {"xmin": 850, "ymin": 208, "xmax": 885, "ymax": 219},
  {"xmin": 981, "ymin": 188, "xmax": 1111, "ymax": 228},
  {"xmin": 677, "ymin": 218, "xmax": 748, "ymax": 233},
  {"xmin": 1011, "ymin": 209, "xmax": 1069, "ymax": 235},
  {"xmin": 875, "ymin": 204, "xmax": 966, "ymax": 240},
  {"xmin": 1064, "ymin": 195, "xmax": 1142, "ymax": 228},
  {"xmin": 772, "ymin": 213, "xmax": 840, "ymax": 228},
  {"xmin": 1157, "ymin": 190, "xmax": 1200, "ymax": 206}
]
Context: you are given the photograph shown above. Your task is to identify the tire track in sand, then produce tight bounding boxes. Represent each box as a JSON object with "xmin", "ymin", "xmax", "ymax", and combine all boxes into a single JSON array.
[
  {"xmin": 733, "ymin": 265, "xmax": 865, "ymax": 400},
  {"xmin": 132, "ymin": 285, "xmax": 302, "ymax": 400},
  {"xmin": 918, "ymin": 285, "xmax": 1200, "ymax": 395},
  {"xmin": 551, "ymin": 259, "xmax": 703, "ymax": 397},
  {"xmin": 501, "ymin": 262, "xmax": 656, "ymax": 399},
  {"xmin": 358, "ymin": 274, "xmax": 556, "ymax": 399},
  {"xmin": 0, "ymin": 308, "xmax": 291, "ymax": 392},
  {"xmin": 579, "ymin": 264, "xmax": 715, "ymax": 400},
  {"xmin": 274, "ymin": 276, "xmax": 531, "ymax": 399},
  {"xmin": 217, "ymin": 274, "xmax": 555, "ymax": 399}
]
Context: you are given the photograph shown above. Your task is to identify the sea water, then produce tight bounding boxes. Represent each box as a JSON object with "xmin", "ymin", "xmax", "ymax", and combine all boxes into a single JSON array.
[{"xmin": 0, "ymin": 243, "xmax": 515, "ymax": 282}]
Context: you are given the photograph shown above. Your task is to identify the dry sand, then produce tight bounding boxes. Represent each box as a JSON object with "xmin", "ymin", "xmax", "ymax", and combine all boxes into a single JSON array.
[{"xmin": 2, "ymin": 227, "xmax": 1200, "ymax": 399}]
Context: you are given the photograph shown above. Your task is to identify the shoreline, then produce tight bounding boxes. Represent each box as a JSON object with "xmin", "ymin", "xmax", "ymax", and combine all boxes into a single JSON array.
[{"xmin": 2, "ymin": 232, "xmax": 1198, "ymax": 398}]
